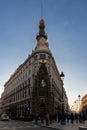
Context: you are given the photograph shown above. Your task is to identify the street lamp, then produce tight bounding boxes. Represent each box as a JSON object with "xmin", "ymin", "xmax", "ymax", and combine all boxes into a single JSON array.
[
  {"xmin": 60, "ymin": 72, "xmax": 65, "ymax": 81},
  {"xmin": 60, "ymin": 71, "xmax": 65, "ymax": 125},
  {"xmin": 78, "ymin": 94, "xmax": 81, "ymax": 114},
  {"xmin": 74, "ymin": 100, "xmax": 78, "ymax": 112}
]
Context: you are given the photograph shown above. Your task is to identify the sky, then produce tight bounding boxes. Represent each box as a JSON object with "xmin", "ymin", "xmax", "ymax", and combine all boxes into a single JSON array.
[{"xmin": 0, "ymin": 0, "xmax": 87, "ymax": 107}]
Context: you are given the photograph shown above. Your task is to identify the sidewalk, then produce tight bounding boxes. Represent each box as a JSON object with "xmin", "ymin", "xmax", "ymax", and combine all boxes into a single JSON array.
[{"xmin": 39, "ymin": 120, "xmax": 87, "ymax": 130}]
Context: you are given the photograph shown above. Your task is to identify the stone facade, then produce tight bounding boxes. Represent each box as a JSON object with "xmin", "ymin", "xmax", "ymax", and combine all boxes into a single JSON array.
[
  {"xmin": 81, "ymin": 94, "xmax": 87, "ymax": 115},
  {"xmin": 0, "ymin": 98, "xmax": 2, "ymax": 115},
  {"xmin": 1, "ymin": 19, "xmax": 69, "ymax": 119}
]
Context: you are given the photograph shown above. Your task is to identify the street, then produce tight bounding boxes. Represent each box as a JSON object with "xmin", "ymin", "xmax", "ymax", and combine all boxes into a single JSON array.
[
  {"xmin": 1, "ymin": 119, "xmax": 87, "ymax": 130},
  {"xmin": 0, "ymin": 120, "xmax": 52, "ymax": 130}
]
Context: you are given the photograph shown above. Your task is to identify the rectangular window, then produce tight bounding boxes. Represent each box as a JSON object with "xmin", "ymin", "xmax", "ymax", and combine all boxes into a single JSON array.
[{"xmin": 40, "ymin": 54, "xmax": 46, "ymax": 59}]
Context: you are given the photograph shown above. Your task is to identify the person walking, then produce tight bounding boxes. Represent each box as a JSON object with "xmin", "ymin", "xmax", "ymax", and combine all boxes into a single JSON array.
[
  {"xmin": 35, "ymin": 113, "xmax": 38, "ymax": 124},
  {"xmin": 40, "ymin": 114, "xmax": 44, "ymax": 123},
  {"xmin": 75, "ymin": 113, "xmax": 78, "ymax": 124},
  {"xmin": 45, "ymin": 113, "xmax": 49, "ymax": 125},
  {"xmin": 70, "ymin": 113, "xmax": 74, "ymax": 124}
]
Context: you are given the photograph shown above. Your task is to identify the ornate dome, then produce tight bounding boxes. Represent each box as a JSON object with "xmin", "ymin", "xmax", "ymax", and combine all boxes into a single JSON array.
[{"xmin": 39, "ymin": 19, "xmax": 45, "ymax": 26}]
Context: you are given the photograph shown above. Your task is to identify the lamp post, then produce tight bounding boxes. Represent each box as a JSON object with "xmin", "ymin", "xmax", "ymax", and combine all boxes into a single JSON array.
[
  {"xmin": 78, "ymin": 94, "xmax": 81, "ymax": 114},
  {"xmin": 60, "ymin": 71, "xmax": 65, "ymax": 125},
  {"xmin": 74, "ymin": 101, "xmax": 76, "ymax": 112},
  {"xmin": 74, "ymin": 100, "xmax": 78, "ymax": 112}
]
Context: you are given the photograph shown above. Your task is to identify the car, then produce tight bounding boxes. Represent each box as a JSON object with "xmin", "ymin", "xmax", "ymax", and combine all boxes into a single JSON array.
[{"xmin": 1, "ymin": 113, "xmax": 9, "ymax": 121}]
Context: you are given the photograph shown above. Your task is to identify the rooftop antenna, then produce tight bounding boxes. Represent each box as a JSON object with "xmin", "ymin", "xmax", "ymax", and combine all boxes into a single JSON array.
[{"xmin": 41, "ymin": 0, "xmax": 43, "ymax": 19}]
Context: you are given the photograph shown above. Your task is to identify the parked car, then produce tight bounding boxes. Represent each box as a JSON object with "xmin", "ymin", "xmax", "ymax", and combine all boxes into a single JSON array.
[{"xmin": 1, "ymin": 113, "xmax": 9, "ymax": 121}]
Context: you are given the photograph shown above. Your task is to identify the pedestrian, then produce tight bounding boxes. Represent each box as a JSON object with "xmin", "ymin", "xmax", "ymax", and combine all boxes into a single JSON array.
[
  {"xmin": 75, "ymin": 113, "xmax": 78, "ymax": 124},
  {"xmin": 58, "ymin": 113, "xmax": 61, "ymax": 122},
  {"xmin": 40, "ymin": 114, "xmax": 44, "ymax": 123},
  {"xmin": 35, "ymin": 113, "xmax": 38, "ymax": 124},
  {"xmin": 70, "ymin": 113, "xmax": 74, "ymax": 124},
  {"xmin": 79, "ymin": 113, "xmax": 82, "ymax": 123},
  {"xmin": 66, "ymin": 113, "xmax": 70, "ymax": 123},
  {"xmin": 82, "ymin": 113, "xmax": 86, "ymax": 123},
  {"xmin": 45, "ymin": 113, "xmax": 49, "ymax": 125}
]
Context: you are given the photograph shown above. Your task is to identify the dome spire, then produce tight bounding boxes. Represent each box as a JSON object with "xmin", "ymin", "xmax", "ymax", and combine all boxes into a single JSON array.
[
  {"xmin": 41, "ymin": 2, "xmax": 43, "ymax": 19},
  {"xmin": 36, "ymin": 19, "xmax": 47, "ymax": 40}
]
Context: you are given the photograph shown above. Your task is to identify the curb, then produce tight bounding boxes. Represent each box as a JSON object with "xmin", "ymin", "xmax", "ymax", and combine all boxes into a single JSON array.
[{"xmin": 38, "ymin": 124, "xmax": 62, "ymax": 130}]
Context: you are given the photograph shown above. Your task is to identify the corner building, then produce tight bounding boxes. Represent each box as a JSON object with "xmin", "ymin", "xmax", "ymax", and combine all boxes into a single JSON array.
[
  {"xmin": 1, "ymin": 19, "xmax": 68, "ymax": 119},
  {"xmin": 81, "ymin": 94, "xmax": 87, "ymax": 118}
]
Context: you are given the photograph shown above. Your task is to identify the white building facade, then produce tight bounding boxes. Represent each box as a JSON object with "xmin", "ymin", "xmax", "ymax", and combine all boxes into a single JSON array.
[{"xmin": 1, "ymin": 19, "xmax": 69, "ymax": 119}]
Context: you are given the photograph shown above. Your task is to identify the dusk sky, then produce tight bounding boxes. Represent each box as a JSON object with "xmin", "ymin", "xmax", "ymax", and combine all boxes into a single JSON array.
[{"xmin": 0, "ymin": 0, "xmax": 87, "ymax": 107}]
